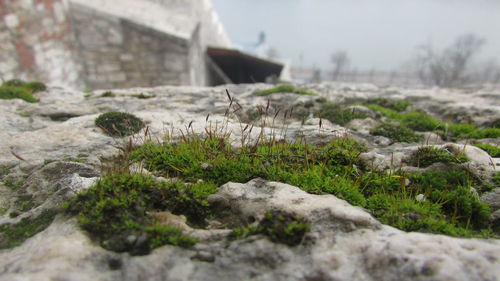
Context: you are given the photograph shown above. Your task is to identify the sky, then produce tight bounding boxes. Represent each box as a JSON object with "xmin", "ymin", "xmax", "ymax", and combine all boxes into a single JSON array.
[{"xmin": 211, "ymin": 0, "xmax": 500, "ymax": 71}]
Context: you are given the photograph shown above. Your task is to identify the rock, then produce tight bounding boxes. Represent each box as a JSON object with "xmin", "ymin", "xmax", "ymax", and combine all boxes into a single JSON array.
[
  {"xmin": 481, "ymin": 188, "xmax": 500, "ymax": 211},
  {"xmin": 208, "ymin": 178, "xmax": 381, "ymax": 230},
  {"xmin": 346, "ymin": 117, "xmax": 379, "ymax": 135},
  {"xmin": 0, "ymin": 180, "xmax": 499, "ymax": 281},
  {"xmin": 1, "ymin": 82, "xmax": 500, "ymax": 280}
]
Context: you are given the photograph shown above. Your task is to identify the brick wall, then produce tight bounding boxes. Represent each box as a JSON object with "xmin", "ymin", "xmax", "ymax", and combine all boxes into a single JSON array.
[{"xmin": 0, "ymin": 0, "xmax": 84, "ymax": 88}]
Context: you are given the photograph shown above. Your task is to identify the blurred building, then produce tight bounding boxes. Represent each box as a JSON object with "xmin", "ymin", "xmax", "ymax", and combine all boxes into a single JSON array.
[{"xmin": 0, "ymin": 0, "xmax": 283, "ymax": 89}]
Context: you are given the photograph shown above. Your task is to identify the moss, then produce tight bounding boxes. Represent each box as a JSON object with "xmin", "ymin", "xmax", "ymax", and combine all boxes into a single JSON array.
[
  {"xmin": 95, "ymin": 111, "xmax": 145, "ymax": 137},
  {"xmin": 410, "ymin": 146, "xmax": 468, "ymax": 168},
  {"xmin": 400, "ymin": 112, "xmax": 442, "ymax": 131},
  {"xmin": 131, "ymin": 93, "xmax": 155, "ymax": 99},
  {"xmin": 473, "ymin": 143, "xmax": 500, "ymax": 157},
  {"xmin": 126, "ymin": 132, "xmax": 496, "ymax": 238},
  {"xmin": 255, "ymin": 85, "xmax": 318, "ymax": 96},
  {"xmin": 0, "ymin": 79, "xmax": 46, "ymax": 103},
  {"xmin": 2, "ymin": 176, "xmax": 25, "ymax": 190},
  {"xmin": 371, "ymin": 123, "xmax": 423, "ymax": 143},
  {"xmin": 0, "ymin": 210, "xmax": 57, "ymax": 249},
  {"xmin": 409, "ymin": 170, "xmax": 491, "ymax": 230},
  {"xmin": 231, "ymin": 210, "xmax": 310, "ymax": 246},
  {"xmin": 365, "ymin": 98, "xmax": 411, "ymax": 112},
  {"xmin": 100, "ymin": 91, "xmax": 115, "ymax": 97},
  {"xmin": 317, "ymin": 102, "xmax": 367, "ymax": 126},
  {"xmin": 66, "ymin": 173, "xmax": 201, "ymax": 254}
]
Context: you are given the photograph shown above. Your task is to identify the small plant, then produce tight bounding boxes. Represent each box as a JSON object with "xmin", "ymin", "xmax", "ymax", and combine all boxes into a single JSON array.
[
  {"xmin": 95, "ymin": 111, "xmax": 145, "ymax": 137},
  {"xmin": 255, "ymin": 85, "xmax": 318, "ymax": 96},
  {"xmin": 231, "ymin": 210, "xmax": 310, "ymax": 246},
  {"xmin": 0, "ymin": 79, "xmax": 46, "ymax": 103},
  {"xmin": 410, "ymin": 146, "xmax": 468, "ymax": 168},
  {"xmin": 317, "ymin": 102, "xmax": 367, "ymax": 126},
  {"xmin": 371, "ymin": 123, "xmax": 423, "ymax": 143}
]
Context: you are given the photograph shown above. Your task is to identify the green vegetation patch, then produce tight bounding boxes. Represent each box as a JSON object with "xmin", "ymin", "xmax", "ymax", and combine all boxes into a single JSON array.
[
  {"xmin": 366, "ymin": 103, "xmax": 500, "ymax": 139},
  {"xmin": 255, "ymin": 85, "xmax": 318, "ymax": 96},
  {"xmin": 317, "ymin": 102, "xmax": 367, "ymax": 126},
  {"xmin": 65, "ymin": 173, "xmax": 200, "ymax": 255},
  {"xmin": 95, "ymin": 111, "xmax": 145, "ymax": 137},
  {"xmin": 232, "ymin": 210, "xmax": 310, "ymax": 246},
  {"xmin": 100, "ymin": 91, "xmax": 115, "ymax": 97},
  {"xmin": 0, "ymin": 79, "xmax": 46, "ymax": 103},
  {"xmin": 131, "ymin": 93, "xmax": 156, "ymax": 99},
  {"xmin": 0, "ymin": 210, "xmax": 57, "ymax": 249},
  {"xmin": 473, "ymin": 143, "xmax": 500, "ymax": 157},
  {"xmin": 371, "ymin": 123, "xmax": 423, "ymax": 143},
  {"xmin": 410, "ymin": 146, "xmax": 468, "ymax": 168},
  {"xmin": 365, "ymin": 98, "xmax": 411, "ymax": 112},
  {"xmin": 127, "ymin": 133, "xmax": 494, "ymax": 238}
]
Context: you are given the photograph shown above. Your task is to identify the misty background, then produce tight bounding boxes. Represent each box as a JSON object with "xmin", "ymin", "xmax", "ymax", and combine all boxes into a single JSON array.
[{"xmin": 212, "ymin": 0, "xmax": 500, "ymax": 84}]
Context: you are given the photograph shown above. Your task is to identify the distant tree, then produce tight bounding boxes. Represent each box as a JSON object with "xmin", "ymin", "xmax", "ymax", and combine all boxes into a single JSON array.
[
  {"xmin": 330, "ymin": 51, "xmax": 350, "ymax": 81},
  {"xmin": 414, "ymin": 33, "xmax": 485, "ymax": 86}
]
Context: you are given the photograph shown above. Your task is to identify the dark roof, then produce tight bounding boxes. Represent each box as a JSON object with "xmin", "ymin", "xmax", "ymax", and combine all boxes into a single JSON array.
[{"xmin": 207, "ymin": 47, "xmax": 283, "ymax": 84}]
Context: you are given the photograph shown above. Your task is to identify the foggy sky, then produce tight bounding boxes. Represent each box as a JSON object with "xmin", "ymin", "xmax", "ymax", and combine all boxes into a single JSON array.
[{"xmin": 212, "ymin": 0, "xmax": 500, "ymax": 71}]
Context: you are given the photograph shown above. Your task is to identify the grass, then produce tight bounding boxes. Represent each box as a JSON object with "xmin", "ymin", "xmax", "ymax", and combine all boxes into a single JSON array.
[
  {"xmin": 0, "ymin": 79, "xmax": 46, "ymax": 103},
  {"xmin": 255, "ymin": 85, "xmax": 318, "ymax": 96},
  {"xmin": 317, "ymin": 102, "xmax": 367, "ymax": 126}
]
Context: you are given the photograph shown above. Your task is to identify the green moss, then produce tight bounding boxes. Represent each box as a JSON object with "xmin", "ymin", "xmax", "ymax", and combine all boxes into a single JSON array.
[
  {"xmin": 0, "ymin": 79, "xmax": 46, "ymax": 103},
  {"xmin": 473, "ymin": 143, "xmax": 500, "ymax": 157},
  {"xmin": 231, "ymin": 210, "xmax": 310, "ymax": 246},
  {"xmin": 127, "ymin": 132, "xmax": 496, "ymax": 238},
  {"xmin": 410, "ymin": 146, "xmax": 468, "ymax": 168},
  {"xmin": 131, "ymin": 93, "xmax": 155, "ymax": 99},
  {"xmin": 0, "ymin": 210, "xmax": 57, "ymax": 249},
  {"xmin": 66, "ymin": 173, "xmax": 203, "ymax": 254},
  {"xmin": 365, "ymin": 98, "xmax": 411, "ymax": 112},
  {"xmin": 255, "ymin": 85, "xmax": 318, "ymax": 96},
  {"xmin": 317, "ymin": 102, "xmax": 367, "ymax": 126},
  {"xmin": 100, "ymin": 91, "xmax": 115, "ymax": 97},
  {"xmin": 409, "ymin": 170, "xmax": 491, "ymax": 230},
  {"xmin": 371, "ymin": 123, "xmax": 423, "ymax": 143},
  {"xmin": 95, "ymin": 111, "xmax": 145, "ymax": 137},
  {"xmin": 400, "ymin": 112, "xmax": 443, "ymax": 131}
]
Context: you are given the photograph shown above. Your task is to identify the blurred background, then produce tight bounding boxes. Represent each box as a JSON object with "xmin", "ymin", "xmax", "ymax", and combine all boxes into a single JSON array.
[
  {"xmin": 212, "ymin": 0, "xmax": 500, "ymax": 86},
  {"xmin": 1, "ymin": 0, "xmax": 498, "ymax": 89}
]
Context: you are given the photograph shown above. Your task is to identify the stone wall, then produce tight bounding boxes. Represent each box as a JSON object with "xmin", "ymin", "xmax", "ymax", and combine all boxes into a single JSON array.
[
  {"xmin": 147, "ymin": 0, "xmax": 231, "ymax": 48},
  {"xmin": 0, "ymin": 0, "xmax": 231, "ymax": 89},
  {"xmin": 0, "ymin": 0, "xmax": 83, "ymax": 88},
  {"xmin": 70, "ymin": 3, "xmax": 192, "ymax": 89}
]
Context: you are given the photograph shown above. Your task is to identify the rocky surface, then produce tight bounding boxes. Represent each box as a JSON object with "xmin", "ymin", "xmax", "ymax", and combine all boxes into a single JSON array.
[{"xmin": 1, "ymin": 82, "xmax": 500, "ymax": 280}]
